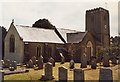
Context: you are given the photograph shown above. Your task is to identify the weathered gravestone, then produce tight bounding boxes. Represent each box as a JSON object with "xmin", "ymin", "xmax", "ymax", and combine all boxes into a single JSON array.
[
  {"xmin": 31, "ymin": 56, "xmax": 36, "ymax": 65},
  {"xmin": 103, "ymin": 53, "xmax": 110, "ymax": 67},
  {"xmin": 11, "ymin": 61, "xmax": 17, "ymax": 69},
  {"xmin": 0, "ymin": 71, "xmax": 4, "ymax": 82},
  {"xmin": 73, "ymin": 68, "xmax": 84, "ymax": 82},
  {"xmin": 3, "ymin": 59, "xmax": 10, "ymax": 68},
  {"xmin": 40, "ymin": 62, "xmax": 54, "ymax": 81},
  {"xmin": 91, "ymin": 58, "xmax": 97, "ymax": 69},
  {"xmin": 70, "ymin": 59, "xmax": 74, "ymax": 69},
  {"xmin": 59, "ymin": 66, "xmax": 67, "ymax": 81},
  {"xmin": 49, "ymin": 57, "xmax": 55, "ymax": 67},
  {"xmin": 99, "ymin": 68, "xmax": 113, "ymax": 82},
  {"xmin": 60, "ymin": 53, "xmax": 65, "ymax": 64},
  {"xmin": 81, "ymin": 53, "xmax": 87, "ymax": 68},
  {"xmin": 38, "ymin": 56, "xmax": 43, "ymax": 69},
  {"xmin": 26, "ymin": 59, "xmax": 34, "ymax": 68}
]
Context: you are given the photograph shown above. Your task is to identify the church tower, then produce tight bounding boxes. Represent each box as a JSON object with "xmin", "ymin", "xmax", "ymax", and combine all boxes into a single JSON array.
[{"xmin": 86, "ymin": 7, "xmax": 110, "ymax": 48}]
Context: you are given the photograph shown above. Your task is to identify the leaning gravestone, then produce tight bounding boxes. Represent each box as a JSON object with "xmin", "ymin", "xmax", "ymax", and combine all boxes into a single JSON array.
[
  {"xmin": 38, "ymin": 56, "xmax": 43, "ymax": 69},
  {"xmin": 70, "ymin": 59, "xmax": 74, "ymax": 69},
  {"xmin": 31, "ymin": 56, "xmax": 36, "ymax": 65},
  {"xmin": 91, "ymin": 58, "xmax": 97, "ymax": 69},
  {"xmin": 40, "ymin": 62, "xmax": 54, "ymax": 81},
  {"xmin": 0, "ymin": 71, "xmax": 4, "ymax": 82},
  {"xmin": 74, "ymin": 68, "xmax": 84, "ymax": 82},
  {"xmin": 26, "ymin": 59, "xmax": 34, "ymax": 68},
  {"xmin": 103, "ymin": 53, "xmax": 110, "ymax": 67},
  {"xmin": 99, "ymin": 68, "xmax": 113, "ymax": 82},
  {"xmin": 59, "ymin": 66, "xmax": 67, "ymax": 81},
  {"xmin": 60, "ymin": 53, "xmax": 65, "ymax": 64},
  {"xmin": 81, "ymin": 53, "xmax": 87, "ymax": 68},
  {"xmin": 49, "ymin": 57, "xmax": 55, "ymax": 67}
]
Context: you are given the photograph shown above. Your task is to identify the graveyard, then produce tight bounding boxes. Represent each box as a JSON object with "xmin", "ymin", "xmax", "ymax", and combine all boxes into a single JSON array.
[{"xmin": 3, "ymin": 61, "xmax": 119, "ymax": 81}]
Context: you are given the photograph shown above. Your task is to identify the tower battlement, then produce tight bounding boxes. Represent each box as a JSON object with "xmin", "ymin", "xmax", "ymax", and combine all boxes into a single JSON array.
[{"xmin": 86, "ymin": 7, "xmax": 109, "ymax": 14}]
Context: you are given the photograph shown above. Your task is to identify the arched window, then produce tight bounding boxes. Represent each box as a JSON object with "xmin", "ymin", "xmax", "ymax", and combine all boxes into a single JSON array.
[{"xmin": 9, "ymin": 35, "xmax": 15, "ymax": 52}]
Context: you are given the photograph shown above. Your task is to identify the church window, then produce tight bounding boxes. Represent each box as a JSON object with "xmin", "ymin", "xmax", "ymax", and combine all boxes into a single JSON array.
[{"xmin": 9, "ymin": 35, "xmax": 15, "ymax": 53}]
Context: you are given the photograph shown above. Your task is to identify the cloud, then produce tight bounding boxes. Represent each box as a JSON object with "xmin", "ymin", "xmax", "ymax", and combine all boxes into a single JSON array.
[{"xmin": 0, "ymin": 1, "xmax": 118, "ymax": 36}]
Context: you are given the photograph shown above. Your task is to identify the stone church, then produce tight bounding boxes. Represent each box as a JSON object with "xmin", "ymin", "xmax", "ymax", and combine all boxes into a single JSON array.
[{"xmin": 4, "ymin": 7, "xmax": 110, "ymax": 64}]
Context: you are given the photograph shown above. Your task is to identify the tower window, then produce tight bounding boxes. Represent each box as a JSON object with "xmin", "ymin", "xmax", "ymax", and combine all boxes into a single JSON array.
[{"xmin": 9, "ymin": 35, "xmax": 15, "ymax": 53}]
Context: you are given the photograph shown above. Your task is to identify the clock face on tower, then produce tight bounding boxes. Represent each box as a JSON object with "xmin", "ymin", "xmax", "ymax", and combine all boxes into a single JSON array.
[{"xmin": 104, "ymin": 25, "xmax": 107, "ymax": 29}]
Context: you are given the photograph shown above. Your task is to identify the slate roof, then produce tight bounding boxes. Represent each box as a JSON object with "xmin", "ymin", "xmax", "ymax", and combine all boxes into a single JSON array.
[
  {"xmin": 67, "ymin": 31, "xmax": 88, "ymax": 43},
  {"xmin": 57, "ymin": 28, "xmax": 80, "ymax": 42},
  {"xmin": 15, "ymin": 25, "xmax": 64, "ymax": 44}
]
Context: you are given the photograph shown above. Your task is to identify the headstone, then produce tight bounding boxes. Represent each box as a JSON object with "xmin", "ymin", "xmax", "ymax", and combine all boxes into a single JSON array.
[
  {"xmin": 38, "ymin": 56, "xmax": 43, "ymax": 69},
  {"xmin": 111, "ymin": 57, "xmax": 117, "ymax": 65},
  {"xmin": 26, "ymin": 59, "xmax": 34, "ymax": 68},
  {"xmin": 0, "ymin": 71, "xmax": 4, "ymax": 82},
  {"xmin": 60, "ymin": 53, "xmax": 65, "ymax": 64},
  {"xmin": 49, "ymin": 57, "xmax": 55, "ymax": 67},
  {"xmin": 11, "ymin": 61, "xmax": 17, "ymax": 69},
  {"xmin": 103, "ymin": 53, "xmax": 110, "ymax": 67},
  {"xmin": 70, "ymin": 60, "xmax": 74, "ymax": 69},
  {"xmin": 40, "ymin": 62, "xmax": 54, "ymax": 81},
  {"xmin": 59, "ymin": 66, "xmax": 67, "ymax": 81},
  {"xmin": 91, "ymin": 58, "xmax": 97, "ymax": 69},
  {"xmin": 81, "ymin": 53, "xmax": 87, "ymax": 68},
  {"xmin": 99, "ymin": 68, "xmax": 113, "ymax": 82},
  {"xmin": 73, "ymin": 68, "xmax": 84, "ymax": 82},
  {"xmin": 3, "ymin": 59, "xmax": 10, "ymax": 68},
  {"xmin": 31, "ymin": 56, "xmax": 36, "ymax": 65}
]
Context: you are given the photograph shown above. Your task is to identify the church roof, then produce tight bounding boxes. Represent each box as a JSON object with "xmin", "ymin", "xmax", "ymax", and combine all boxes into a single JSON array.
[
  {"xmin": 57, "ymin": 28, "xmax": 80, "ymax": 42},
  {"xmin": 67, "ymin": 31, "xmax": 88, "ymax": 43},
  {"xmin": 15, "ymin": 25, "xmax": 64, "ymax": 44}
]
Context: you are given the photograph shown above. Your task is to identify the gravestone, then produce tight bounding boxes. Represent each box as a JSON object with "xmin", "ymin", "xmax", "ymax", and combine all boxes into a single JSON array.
[
  {"xmin": 49, "ymin": 57, "xmax": 55, "ymax": 67},
  {"xmin": 70, "ymin": 60, "xmax": 74, "ymax": 69},
  {"xmin": 73, "ymin": 68, "xmax": 84, "ymax": 82},
  {"xmin": 81, "ymin": 53, "xmax": 87, "ymax": 68},
  {"xmin": 38, "ymin": 56, "xmax": 43, "ymax": 69},
  {"xmin": 60, "ymin": 53, "xmax": 65, "ymax": 64},
  {"xmin": 26, "ymin": 59, "xmax": 34, "ymax": 68},
  {"xmin": 11, "ymin": 61, "xmax": 17, "ymax": 69},
  {"xmin": 59, "ymin": 66, "xmax": 67, "ymax": 81},
  {"xmin": 111, "ymin": 57, "xmax": 117, "ymax": 65},
  {"xmin": 40, "ymin": 62, "xmax": 54, "ymax": 81},
  {"xmin": 0, "ymin": 71, "xmax": 4, "ymax": 82},
  {"xmin": 103, "ymin": 53, "xmax": 110, "ymax": 67},
  {"xmin": 31, "ymin": 56, "xmax": 36, "ymax": 65},
  {"xmin": 99, "ymin": 68, "xmax": 113, "ymax": 81},
  {"xmin": 91, "ymin": 58, "xmax": 97, "ymax": 69},
  {"xmin": 3, "ymin": 59, "xmax": 10, "ymax": 68}
]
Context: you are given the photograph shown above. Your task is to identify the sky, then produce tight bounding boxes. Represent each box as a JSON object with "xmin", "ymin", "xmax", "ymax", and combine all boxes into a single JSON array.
[{"xmin": 0, "ymin": 0, "xmax": 119, "ymax": 37}]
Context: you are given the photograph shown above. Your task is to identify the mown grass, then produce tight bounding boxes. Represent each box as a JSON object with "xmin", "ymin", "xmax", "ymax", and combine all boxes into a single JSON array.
[{"xmin": 4, "ymin": 62, "xmax": 119, "ymax": 81}]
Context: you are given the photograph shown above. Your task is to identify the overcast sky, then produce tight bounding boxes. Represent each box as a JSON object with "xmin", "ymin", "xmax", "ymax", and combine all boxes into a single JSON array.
[{"xmin": 0, "ymin": 0, "xmax": 119, "ymax": 37}]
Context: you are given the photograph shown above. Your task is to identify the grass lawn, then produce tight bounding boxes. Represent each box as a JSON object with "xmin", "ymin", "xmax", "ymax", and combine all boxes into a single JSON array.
[{"xmin": 4, "ymin": 62, "xmax": 119, "ymax": 81}]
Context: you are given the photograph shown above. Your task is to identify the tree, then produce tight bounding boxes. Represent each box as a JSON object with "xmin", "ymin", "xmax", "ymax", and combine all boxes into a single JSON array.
[{"xmin": 32, "ymin": 18, "xmax": 55, "ymax": 29}]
